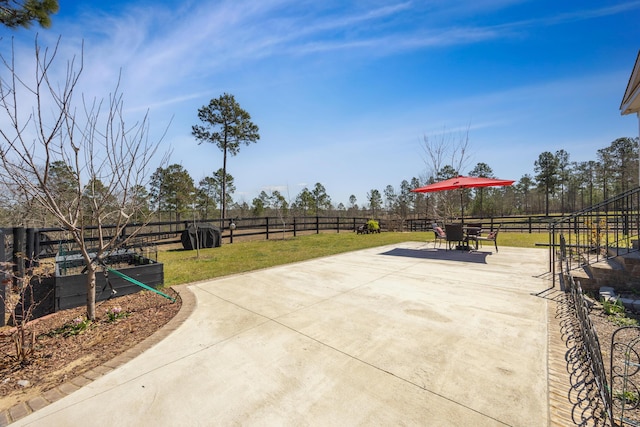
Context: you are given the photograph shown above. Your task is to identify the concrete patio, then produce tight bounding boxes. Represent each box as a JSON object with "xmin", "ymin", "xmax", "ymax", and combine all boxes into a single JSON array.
[{"xmin": 12, "ymin": 242, "xmax": 552, "ymax": 426}]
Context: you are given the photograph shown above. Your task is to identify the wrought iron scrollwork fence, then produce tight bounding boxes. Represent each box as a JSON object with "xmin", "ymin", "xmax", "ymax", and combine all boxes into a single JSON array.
[
  {"xmin": 566, "ymin": 268, "xmax": 614, "ymax": 423},
  {"xmin": 560, "ymin": 232, "xmax": 640, "ymax": 426},
  {"xmin": 610, "ymin": 327, "xmax": 640, "ymax": 426}
]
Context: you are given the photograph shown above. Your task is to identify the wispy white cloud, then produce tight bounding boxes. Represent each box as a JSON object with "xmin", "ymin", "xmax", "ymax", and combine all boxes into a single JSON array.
[
  {"xmin": 20, "ymin": 0, "xmax": 600, "ymax": 115},
  {"xmin": 480, "ymin": 1, "xmax": 640, "ymax": 33},
  {"xmin": 529, "ymin": 1, "xmax": 640, "ymax": 26},
  {"xmin": 87, "ymin": 0, "xmax": 638, "ymax": 89},
  {"xmin": 10, "ymin": 0, "xmax": 639, "ymax": 102},
  {"xmin": 124, "ymin": 91, "xmax": 209, "ymax": 113},
  {"xmin": 2, "ymin": 0, "xmax": 637, "ymax": 203}
]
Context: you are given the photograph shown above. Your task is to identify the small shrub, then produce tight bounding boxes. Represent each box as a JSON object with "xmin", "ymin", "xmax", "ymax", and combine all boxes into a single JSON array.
[
  {"xmin": 602, "ymin": 298, "xmax": 625, "ymax": 316},
  {"xmin": 1, "ymin": 261, "xmax": 52, "ymax": 362},
  {"xmin": 600, "ymin": 298, "xmax": 640, "ymax": 326},
  {"xmin": 367, "ymin": 219, "xmax": 380, "ymax": 233}
]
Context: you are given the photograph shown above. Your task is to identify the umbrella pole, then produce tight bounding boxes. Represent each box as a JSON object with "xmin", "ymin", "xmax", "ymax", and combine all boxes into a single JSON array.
[{"xmin": 460, "ymin": 190, "xmax": 464, "ymax": 225}]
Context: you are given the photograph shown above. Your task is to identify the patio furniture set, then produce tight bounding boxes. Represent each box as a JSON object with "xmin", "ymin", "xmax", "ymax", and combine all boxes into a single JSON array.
[
  {"xmin": 411, "ymin": 175, "xmax": 511, "ymax": 253},
  {"xmin": 432, "ymin": 223, "xmax": 501, "ymax": 252}
]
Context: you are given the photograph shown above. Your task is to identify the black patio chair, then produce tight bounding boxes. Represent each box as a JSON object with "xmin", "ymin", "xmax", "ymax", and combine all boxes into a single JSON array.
[
  {"xmin": 444, "ymin": 224, "xmax": 465, "ymax": 250},
  {"xmin": 432, "ymin": 223, "xmax": 447, "ymax": 248},
  {"xmin": 476, "ymin": 224, "xmax": 502, "ymax": 252}
]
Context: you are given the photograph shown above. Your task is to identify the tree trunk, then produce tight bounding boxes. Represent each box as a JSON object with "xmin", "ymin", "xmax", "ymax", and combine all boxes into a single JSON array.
[
  {"xmin": 545, "ymin": 182, "xmax": 550, "ymax": 216},
  {"xmin": 86, "ymin": 266, "xmax": 97, "ymax": 320},
  {"xmin": 222, "ymin": 147, "xmax": 228, "ymax": 220}
]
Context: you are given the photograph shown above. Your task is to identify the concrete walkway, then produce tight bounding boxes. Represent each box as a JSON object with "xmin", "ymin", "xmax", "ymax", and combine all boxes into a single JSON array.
[{"xmin": 12, "ymin": 242, "xmax": 551, "ymax": 426}]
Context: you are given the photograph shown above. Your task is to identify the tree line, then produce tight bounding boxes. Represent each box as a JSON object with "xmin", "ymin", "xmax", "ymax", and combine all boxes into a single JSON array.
[
  {"xmin": 2, "ymin": 135, "xmax": 637, "ymax": 228},
  {"xmin": 116, "ymin": 134, "xmax": 639, "ymax": 226}
]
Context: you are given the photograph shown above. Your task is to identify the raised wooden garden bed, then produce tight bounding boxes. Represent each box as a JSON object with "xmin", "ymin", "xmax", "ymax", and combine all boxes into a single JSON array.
[{"xmin": 54, "ymin": 249, "xmax": 164, "ymax": 311}]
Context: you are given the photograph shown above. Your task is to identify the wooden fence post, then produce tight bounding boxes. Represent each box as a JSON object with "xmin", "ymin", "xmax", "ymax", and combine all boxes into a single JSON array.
[
  {"xmin": 316, "ymin": 216, "xmax": 320, "ymax": 234},
  {"xmin": 13, "ymin": 227, "xmax": 25, "ymax": 287},
  {"xmin": 26, "ymin": 227, "xmax": 39, "ymax": 268},
  {"xmin": 266, "ymin": 217, "xmax": 269, "ymax": 240},
  {"xmin": 293, "ymin": 218, "xmax": 297, "ymax": 237}
]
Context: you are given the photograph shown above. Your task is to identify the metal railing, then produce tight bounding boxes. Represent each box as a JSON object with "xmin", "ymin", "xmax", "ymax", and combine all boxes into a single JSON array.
[
  {"xmin": 559, "ymin": 230, "xmax": 640, "ymax": 426},
  {"xmin": 550, "ymin": 187, "xmax": 640, "ymax": 288}
]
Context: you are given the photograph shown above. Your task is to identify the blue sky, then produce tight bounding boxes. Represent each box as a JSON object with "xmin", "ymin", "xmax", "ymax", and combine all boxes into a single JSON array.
[{"xmin": 2, "ymin": 0, "xmax": 640, "ymax": 207}]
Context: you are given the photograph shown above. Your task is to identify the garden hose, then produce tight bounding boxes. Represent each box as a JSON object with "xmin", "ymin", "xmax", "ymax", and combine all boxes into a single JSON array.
[{"xmin": 106, "ymin": 267, "xmax": 176, "ymax": 303}]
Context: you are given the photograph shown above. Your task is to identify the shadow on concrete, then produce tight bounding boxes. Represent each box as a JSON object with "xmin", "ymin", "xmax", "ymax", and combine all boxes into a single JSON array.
[
  {"xmin": 380, "ymin": 247, "xmax": 491, "ymax": 264},
  {"xmin": 554, "ymin": 293, "xmax": 609, "ymax": 426}
]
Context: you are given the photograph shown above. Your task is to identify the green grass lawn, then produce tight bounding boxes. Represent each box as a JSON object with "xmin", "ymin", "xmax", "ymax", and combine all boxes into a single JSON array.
[{"xmin": 159, "ymin": 231, "xmax": 549, "ymax": 287}]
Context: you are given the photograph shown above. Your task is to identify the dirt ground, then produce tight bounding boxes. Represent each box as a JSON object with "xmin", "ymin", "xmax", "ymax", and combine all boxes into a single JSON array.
[{"xmin": 0, "ymin": 288, "xmax": 181, "ymax": 413}]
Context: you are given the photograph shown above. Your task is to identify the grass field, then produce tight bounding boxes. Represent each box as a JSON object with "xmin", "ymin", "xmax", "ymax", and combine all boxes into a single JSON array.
[{"xmin": 159, "ymin": 231, "xmax": 549, "ymax": 287}]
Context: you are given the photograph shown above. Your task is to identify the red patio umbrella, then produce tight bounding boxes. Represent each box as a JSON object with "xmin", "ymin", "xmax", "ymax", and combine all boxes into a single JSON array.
[{"xmin": 411, "ymin": 175, "xmax": 515, "ymax": 223}]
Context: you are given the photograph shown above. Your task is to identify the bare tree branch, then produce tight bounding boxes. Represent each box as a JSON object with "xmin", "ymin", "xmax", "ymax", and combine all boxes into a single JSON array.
[
  {"xmin": 419, "ymin": 125, "xmax": 472, "ymax": 221},
  {"xmin": 0, "ymin": 36, "xmax": 169, "ymax": 319}
]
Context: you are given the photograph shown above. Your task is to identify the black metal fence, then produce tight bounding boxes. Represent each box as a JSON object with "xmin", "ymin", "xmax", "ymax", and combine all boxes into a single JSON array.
[
  {"xmin": 550, "ymin": 187, "xmax": 640, "ymax": 288},
  {"xmin": 559, "ymin": 228, "xmax": 640, "ymax": 426},
  {"xmin": 550, "ymin": 188, "xmax": 640, "ymax": 425},
  {"xmin": 565, "ymin": 263, "xmax": 613, "ymax": 424},
  {"xmin": 610, "ymin": 326, "xmax": 640, "ymax": 426}
]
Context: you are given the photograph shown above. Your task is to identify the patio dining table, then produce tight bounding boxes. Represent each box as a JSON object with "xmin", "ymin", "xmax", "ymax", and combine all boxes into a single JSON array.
[
  {"xmin": 446, "ymin": 223, "xmax": 481, "ymax": 251},
  {"xmin": 463, "ymin": 226, "xmax": 482, "ymax": 250}
]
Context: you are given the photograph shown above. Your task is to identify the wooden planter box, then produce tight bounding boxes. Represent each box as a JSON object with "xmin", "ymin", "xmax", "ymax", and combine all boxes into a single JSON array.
[{"xmin": 55, "ymin": 261, "xmax": 164, "ymax": 311}]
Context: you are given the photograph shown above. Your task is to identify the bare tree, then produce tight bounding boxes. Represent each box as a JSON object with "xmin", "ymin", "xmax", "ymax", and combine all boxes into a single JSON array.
[
  {"xmin": 419, "ymin": 126, "xmax": 472, "ymax": 220},
  {"xmin": 420, "ymin": 126, "xmax": 471, "ymax": 180},
  {"xmin": 0, "ymin": 37, "xmax": 168, "ymax": 320}
]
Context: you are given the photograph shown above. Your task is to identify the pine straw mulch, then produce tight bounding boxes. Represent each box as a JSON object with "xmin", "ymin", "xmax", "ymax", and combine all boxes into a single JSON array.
[{"xmin": 0, "ymin": 289, "xmax": 181, "ymax": 413}]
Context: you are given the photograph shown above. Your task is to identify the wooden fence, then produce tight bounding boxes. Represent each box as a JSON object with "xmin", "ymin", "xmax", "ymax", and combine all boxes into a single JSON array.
[
  {"xmin": 27, "ymin": 216, "xmax": 383, "ymax": 252},
  {"xmin": 405, "ymin": 215, "xmax": 562, "ymax": 234},
  {"xmin": 9, "ymin": 214, "xmax": 573, "ymax": 257}
]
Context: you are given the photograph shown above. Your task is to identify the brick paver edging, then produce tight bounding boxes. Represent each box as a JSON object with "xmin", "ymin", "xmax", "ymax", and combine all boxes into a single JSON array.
[
  {"xmin": 547, "ymin": 288, "xmax": 607, "ymax": 426},
  {"xmin": 0, "ymin": 284, "xmax": 196, "ymax": 426},
  {"xmin": 547, "ymin": 290, "xmax": 577, "ymax": 426}
]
